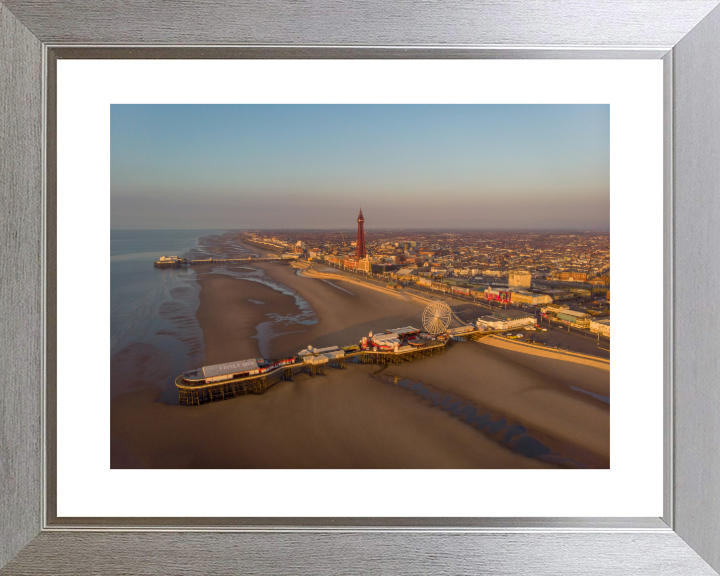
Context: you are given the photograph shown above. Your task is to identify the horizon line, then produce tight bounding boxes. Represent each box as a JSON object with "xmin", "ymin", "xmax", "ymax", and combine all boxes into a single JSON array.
[{"xmin": 111, "ymin": 227, "xmax": 610, "ymax": 233}]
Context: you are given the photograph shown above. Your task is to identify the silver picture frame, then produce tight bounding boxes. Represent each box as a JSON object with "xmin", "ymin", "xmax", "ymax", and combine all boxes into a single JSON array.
[{"xmin": 2, "ymin": 1, "xmax": 720, "ymax": 573}]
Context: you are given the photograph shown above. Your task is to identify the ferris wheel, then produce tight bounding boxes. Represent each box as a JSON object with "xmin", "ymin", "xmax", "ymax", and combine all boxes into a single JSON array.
[{"xmin": 422, "ymin": 300, "xmax": 452, "ymax": 335}]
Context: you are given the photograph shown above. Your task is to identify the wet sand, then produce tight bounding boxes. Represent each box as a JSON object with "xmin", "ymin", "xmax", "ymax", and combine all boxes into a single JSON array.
[
  {"xmin": 112, "ymin": 239, "xmax": 609, "ymax": 469},
  {"xmin": 193, "ymin": 271, "xmax": 299, "ymax": 363},
  {"xmin": 256, "ymin": 262, "xmax": 426, "ymax": 359},
  {"xmin": 111, "ymin": 362, "xmax": 552, "ymax": 469},
  {"xmin": 381, "ymin": 342, "xmax": 609, "ymax": 466}
]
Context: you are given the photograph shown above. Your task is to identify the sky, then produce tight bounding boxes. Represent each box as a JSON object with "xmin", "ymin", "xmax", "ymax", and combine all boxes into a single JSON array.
[{"xmin": 110, "ymin": 104, "xmax": 609, "ymax": 230}]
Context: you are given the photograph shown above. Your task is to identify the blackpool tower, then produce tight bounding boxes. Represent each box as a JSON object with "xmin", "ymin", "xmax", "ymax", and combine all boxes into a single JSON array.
[{"xmin": 356, "ymin": 208, "xmax": 366, "ymax": 259}]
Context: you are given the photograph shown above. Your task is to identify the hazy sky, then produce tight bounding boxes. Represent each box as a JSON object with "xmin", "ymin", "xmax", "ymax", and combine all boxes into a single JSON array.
[{"xmin": 111, "ymin": 104, "xmax": 609, "ymax": 230}]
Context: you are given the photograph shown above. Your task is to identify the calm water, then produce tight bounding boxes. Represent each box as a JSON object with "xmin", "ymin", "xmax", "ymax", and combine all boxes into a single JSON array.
[
  {"xmin": 111, "ymin": 229, "xmax": 320, "ymax": 400},
  {"xmin": 111, "ymin": 229, "xmax": 221, "ymax": 399}
]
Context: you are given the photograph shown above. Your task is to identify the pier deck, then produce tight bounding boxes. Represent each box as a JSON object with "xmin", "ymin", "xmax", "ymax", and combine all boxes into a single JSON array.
[
  {"xmin": 155, "ymin": 256, "xmax": 292, "ymax": 268},
  {"xmin": 176, "ymin": 362, "xmax": 297, "ymax": 405},
  {"xmin": 174, "ymin": 329, "xmax": 501, "ymax": 405}
]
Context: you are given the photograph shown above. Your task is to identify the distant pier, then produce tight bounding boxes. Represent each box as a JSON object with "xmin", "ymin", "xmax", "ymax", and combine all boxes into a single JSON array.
[{"xmin": 154, "ymin": 255, "xmax": 297, "ymax": 268}]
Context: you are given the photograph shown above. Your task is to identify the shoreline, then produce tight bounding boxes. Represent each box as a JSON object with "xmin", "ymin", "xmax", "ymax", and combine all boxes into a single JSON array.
[
  {"xmin": 297, "ymin": 265, "xmax": 416, "ymax": 302},
  {"xmin": 297, "ymin": 263, "xmax": 468, "ymax": 317},
  {"xmin": 252, "ymin": 261, "xmax": 427, "ymax": 359}
]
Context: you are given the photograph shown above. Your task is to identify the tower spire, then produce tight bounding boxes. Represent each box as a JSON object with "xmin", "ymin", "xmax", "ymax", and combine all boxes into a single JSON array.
[{"xmin": 356, "ymin": 208, "xmax": 366, "ymax": 259}]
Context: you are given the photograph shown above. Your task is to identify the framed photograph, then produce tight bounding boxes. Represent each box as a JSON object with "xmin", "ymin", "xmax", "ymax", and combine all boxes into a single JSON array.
[{"xmin": 2, "ymin": 1, "xmax": 720, "ymax": 574}]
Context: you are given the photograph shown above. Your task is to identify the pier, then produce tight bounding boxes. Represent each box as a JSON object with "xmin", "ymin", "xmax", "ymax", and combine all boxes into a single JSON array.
[
  {"xmin": 174, "ymin": 328, "xmax": 497, "ymax": 406},
  {"xmin": 348, "ymin": 340, "xmax": 448, "ymax": 365},
  {"xmin": 154, "ymin": 255, "xmax": 295, "ymax": 268},
  {"xmin": 186, "ymin": 257, "xmax": 289, "ymax": 265},
  {"xmin": 176, "ymin": 365, "xmax": 290, "ymax": 406}
]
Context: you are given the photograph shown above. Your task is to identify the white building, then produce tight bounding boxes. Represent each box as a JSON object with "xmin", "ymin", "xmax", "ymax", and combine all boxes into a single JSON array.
[
  {"xmin": 484, "ymin": 269, "xmax": 506, "ymax": 277},
  {"xmin": 477, "ymin": 315, "xmax": 510, "ymax": 330},
  {"xmin": 541, "ymin": 302, "xmax": 569, "ymax": 314},
  {"xmin": 510, "ymin": 290, "xmax": 552, "ymax": 305},
  {"xmin": 357, "ymin": 256, "xmax": 371, "ymax": 273},
  {"xmin": 477, "ymin": 310, "xmax": 536, "ymax": 330},
  {"xmin": 555, "ymin": 309, "xmax": 591, "ymax": 329},
  {"xmin": 508, "ymin": 270, "xmax": 532, "ymax": 288},
  {"xmin": 394, "ymin": 267, "xmax": 417, "ymax": 278},
  {"xmin": 589, "ymin": 319, "xmax": 610, "ymax": 337}
]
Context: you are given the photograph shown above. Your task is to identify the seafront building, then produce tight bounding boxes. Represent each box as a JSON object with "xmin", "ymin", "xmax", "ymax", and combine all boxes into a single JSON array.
[
  {"xmin": 477, "ymin": 309, "xmax": 536, "ymax": 330},
  {"xmin": 508, "ymin": 270, "xmax": 532, "ymax": 288},
  {"xmin": 357, "ymin": 255, "xmax": 371, "ymax": 273},
  {"xmin": 153, "ymin": 255, "xmax": 187, "ymax": 268},
  {"xmin": 241, "ymin": 210, "xmax": 610, "ymax": 316},
  {"xmin": 508, "ymin": 290, "xmax": 552, "ymax": 306},
  {"xmin": 553, "ymin": 309, "xmax": 592, "ymax": 329},
  {"xmin": 246, "ymin": 227, "xmax": 609, "ymax": 288},
  {"xmin": 590, "ymin": 319, "xmax": 611, "ymax": 337}
]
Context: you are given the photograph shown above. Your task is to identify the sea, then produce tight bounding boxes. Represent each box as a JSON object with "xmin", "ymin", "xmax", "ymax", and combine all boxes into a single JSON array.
[
  {"xmin": 110, "ymin": 229, "xmax": 220, "ymax": 402},
  {"xmin": 110, "ymin": 229, "xmax": 317, "ymax": 403}
]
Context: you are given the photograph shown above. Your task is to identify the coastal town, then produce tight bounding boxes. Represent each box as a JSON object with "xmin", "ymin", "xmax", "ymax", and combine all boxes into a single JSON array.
[
  {"xmin": 156, "ymin": 208, "xmax": 610, "ymax": 418},
  {"xmin": 238, "ymin": 209, "xmax": 611, "ymax": 340}
]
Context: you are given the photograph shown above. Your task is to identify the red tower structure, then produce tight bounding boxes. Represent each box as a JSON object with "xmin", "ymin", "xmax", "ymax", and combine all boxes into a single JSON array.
[{"xmin": 355, "ymin": 208, "xmax": 366, "ymax": 259}]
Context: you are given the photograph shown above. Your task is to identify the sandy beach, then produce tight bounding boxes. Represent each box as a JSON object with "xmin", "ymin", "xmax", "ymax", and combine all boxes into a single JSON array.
[
  {"xmin": 257, "ymin": 262, "xmax": 426, "ymax": 357},
  {"xmin": 111, "ymin": 235, "xmax": 609, "ymax": 469},
  {"xmin": 381, "ymin": 341, "xmax": 609, "ymax": 466}
]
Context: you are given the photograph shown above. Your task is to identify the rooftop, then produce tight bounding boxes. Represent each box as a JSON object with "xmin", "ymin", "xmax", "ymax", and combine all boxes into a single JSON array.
[
  {"xmin": 386, "ymin": 326, "xmax": 421, "ymax": 335},
  {"xmin": 559, "ymin": 310, "xmax": 590, "ymax": 318},
  {"xmin": 200, "ymin": 358, "xmax": 260, "ymax": 379},
  {"xmin": 493, "ymin": 309, "xmax": 535, "ymax": 320}
]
